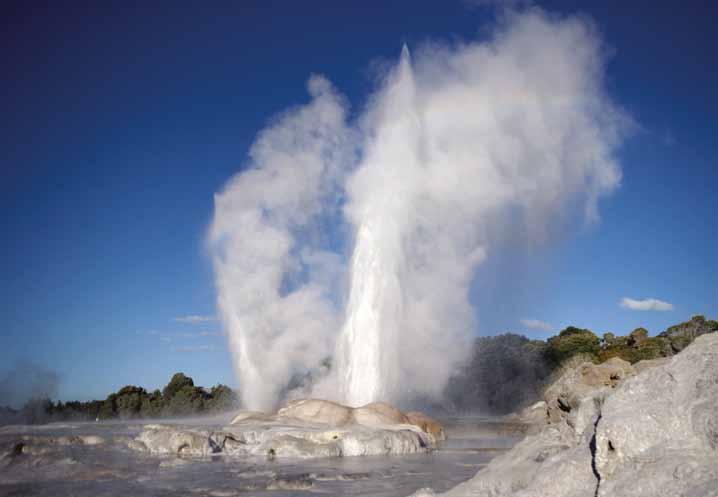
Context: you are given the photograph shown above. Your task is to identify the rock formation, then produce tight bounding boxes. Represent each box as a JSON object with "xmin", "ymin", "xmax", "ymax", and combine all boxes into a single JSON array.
[
  {"xmin": 413, "ymin": 332, "xmax": 718, "ymax": 497},
  {"xmin": 128, "ymin": 399, "xmax": 445, "ymax": 459},
  {"xmin": 543, "ymin": 356, "xmax": 636, "ymax": 424}
]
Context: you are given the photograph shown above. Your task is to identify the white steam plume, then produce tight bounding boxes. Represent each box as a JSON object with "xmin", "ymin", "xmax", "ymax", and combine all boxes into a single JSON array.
[
  {"xmin": 209, "ymin": 76, "xmax": 354, "ymax": 410},
  {"xmin": 210, "ymin": 10, "xmax": 628, "ymax": 410}
]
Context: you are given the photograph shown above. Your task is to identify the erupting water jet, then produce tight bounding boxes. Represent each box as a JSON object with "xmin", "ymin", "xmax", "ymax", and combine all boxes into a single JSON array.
[{"xmin": 210, "ymin": 10, "xmax": 628, "ymax": 410}]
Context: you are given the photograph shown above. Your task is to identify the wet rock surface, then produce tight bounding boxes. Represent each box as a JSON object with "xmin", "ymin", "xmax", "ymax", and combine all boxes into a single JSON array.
[
  {"xmin": 133, "ymin": 419, "xmax": 430, "ymax": 459},
  {"xmin": 274, "ymin": 399, "xmax": 447, "ymax": 443},
  {"xmin": 0, "ymin": 417, "xmax": 519, "ymax": 497},
  {"xmin": 133, "ymin": 398, "xmax": 446, "ymax": 460},
  {"xmin": 413, "ymin": 333, "xmax": 718, "ymax": 497}
]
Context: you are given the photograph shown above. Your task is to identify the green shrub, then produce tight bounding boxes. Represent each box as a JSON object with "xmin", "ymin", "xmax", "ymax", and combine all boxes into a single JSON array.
[
  {"xmin": 545, "ymin": 327, "xmax": 600, "ymax": 368},
  {"xmin": 166, "ymin": 384, "xmax": 207, "ymax": 416},
  {"xmin": 162, "ymin": 373, "xmax": 194, "ymax": 400},
  {"xmin": 206, "ymin": 384, "xmax": 237, "ymax": 412}
]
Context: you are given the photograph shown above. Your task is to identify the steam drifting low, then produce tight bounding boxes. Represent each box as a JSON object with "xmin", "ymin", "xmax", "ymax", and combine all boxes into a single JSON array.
[{"xmin": 209, "ymin": 10, "xmax": 628, "ymax": 410}]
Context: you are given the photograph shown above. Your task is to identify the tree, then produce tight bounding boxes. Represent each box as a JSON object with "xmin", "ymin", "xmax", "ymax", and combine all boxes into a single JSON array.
[
  {"xmin": 114, "ymin": 386, "xmax": 147, "ymax": 419},
  {"xmin": 545, "ymin": 327, "xmax": 600, "ymax": 368},
  {"xmin": 163, "ymin": 373, "xmax": 194, "ymax": 400},
  {"xmin": 140, "ymin": 389, "xmax": 165, "ymax": 418},
  {"xmin": 166, "ymin": 385, "xmax": 207, "ymax": 416},
  {"xmin": 206, "ymin": 384, "xmax": 236, "ymax": 412},
  {"xmin": 627, "ymin": 327, "xmax": 648, "ymax": 346}
]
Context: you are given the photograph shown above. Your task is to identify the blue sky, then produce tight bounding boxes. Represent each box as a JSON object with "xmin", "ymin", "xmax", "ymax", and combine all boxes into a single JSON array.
[{"xmin": 1, "ymin": 1, "xmax": 716, "ymax": 403}]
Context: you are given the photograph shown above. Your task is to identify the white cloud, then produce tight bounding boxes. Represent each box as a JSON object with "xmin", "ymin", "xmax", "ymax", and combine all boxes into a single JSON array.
[
  {"xmin": 174, "ymin": 315, "xmax": 217, "ymax": 324},
  {"xmin": 620, "ymin": 297, "xmax": 674, "ymax": 312},
  {"xmin": 520, "ymin": 319, "xmax": 553, "ymax": 332}
]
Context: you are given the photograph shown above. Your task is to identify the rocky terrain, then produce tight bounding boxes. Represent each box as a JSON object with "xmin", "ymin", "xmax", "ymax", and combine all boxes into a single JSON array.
[
  {"xmin": 0, "ymin": 412, "xmax": 514, "ymax": 497},
  {"xmin": 413, "ymin": 332, "xmax": 718, "ymax": 497},
  {"xmin": 128, "ymin": 400, "xmax": 444, "ymax": 459}
]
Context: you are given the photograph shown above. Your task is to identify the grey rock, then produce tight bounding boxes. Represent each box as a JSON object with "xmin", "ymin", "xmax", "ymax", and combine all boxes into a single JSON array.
[
  {"xmin": 595, "ymin": 333, "xmax": 718, "ymax": 497},
  {"xmin": 271, "ymin": 399, "xmax": 444, "ymax": 443},
  {"xmin": 412, "ymin": 333, "xmax": 718, "ymax": 497},
  {"xmin": 544, "ymin": 357, "xmax": 635, "ymax": 424},
  {"xmin": 78, "ymin": 435, "xmax": 104, "ymax": 445},
  {"xmin": 633, "ymin": 356, "xmax": 671, "ymax": 374},
  {"xmin": 137, "ymin": 426, "xmax": 214, "ymax": 456},
  {"xmin": 126, "ymin": 439, "xmax": 147, "ymax": 452},
  {"xmin": 130, "ymin": 420, "xmax": 430, "ymax": 459}
]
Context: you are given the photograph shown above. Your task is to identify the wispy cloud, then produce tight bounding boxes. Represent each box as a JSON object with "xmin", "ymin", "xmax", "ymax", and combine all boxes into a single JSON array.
[
  {"xmin": 174, "ymin": 315, "xmax": 217, "ymax": 324},
  {"xmin": 171, "ymin": 345, "xmax": 216, "ymax": 353},
  {"xmin": 520, "ymin": 318, "xmax": 553, "ymax": 332},
  {"xmin": 620, "ymin": 297, "xmax": 674, "ymax": 312}
]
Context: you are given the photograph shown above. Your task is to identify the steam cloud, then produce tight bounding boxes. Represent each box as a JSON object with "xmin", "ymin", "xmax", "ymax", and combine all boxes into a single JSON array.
[
  {"xmin": 0, "ymin": 361, "xmax": 59, "ymax": 409},
  {"xmin": 209, "ymin": 10, "xmax": 628, "ymax": 410}
]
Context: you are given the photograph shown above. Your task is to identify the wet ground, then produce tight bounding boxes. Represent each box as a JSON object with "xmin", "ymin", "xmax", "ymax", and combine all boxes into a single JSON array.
[{"xmin": 0, "ymin": 417, "xmax": 523, "ymax": 497}]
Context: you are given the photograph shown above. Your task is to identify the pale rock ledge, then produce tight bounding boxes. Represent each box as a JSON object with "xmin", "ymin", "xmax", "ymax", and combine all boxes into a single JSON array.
[{"xmin": 130, "ymin": 399, "xmax": 445, "ymax": 459}]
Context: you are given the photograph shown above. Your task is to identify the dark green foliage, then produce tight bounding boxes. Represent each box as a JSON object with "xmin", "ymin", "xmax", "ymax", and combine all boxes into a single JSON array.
[
  {"xmin": 205, "ymin": 384, "xmax": 236, "ymax": 412},
  {"xmin": 597, "ymin": 317, "xmax": 718, "ymax": 363},
  {"xmin": 166, "ymin": 384, "xmax": 207, "ymax": 416},
  {"xmin": 544, "ymin": 327, "xmax": 601, "ymax": 368},
  {"xmin": 98, "ymin": 397, "xmax": 116, "ymax": 420},
  {"xmin": 628, "ymin": 327, "xmax": 649, "ymax": 344},
  {"xmin": 597, "ymin": 327, "xmax": 665, "ymax": 363},
  {"xmin": 140, "ymin": 390, "xmax": 165, "ymax": 418},
  {"xmin": 113, "ymin": 386, "xmax": 148, "ymax": 419},
  {"xmin": 447, "ymin": 333, "xmax": 551, "ymax": 414},
  {"xmin": 163, "ymin": 373, "xmax": 195, "ymax": 400},
  {"xmin": 59, "ymin": 400, "xmax": 103, "ymax": 420}
]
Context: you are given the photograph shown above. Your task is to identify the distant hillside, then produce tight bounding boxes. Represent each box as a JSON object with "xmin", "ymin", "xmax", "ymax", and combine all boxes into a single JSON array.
[{"xmin": 447, "ymin": 315, "xmax": 718, "ymax": 415}]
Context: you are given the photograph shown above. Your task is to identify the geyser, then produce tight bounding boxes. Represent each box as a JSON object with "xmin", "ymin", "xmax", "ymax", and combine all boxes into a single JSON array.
[{"xmin": 210, "ymin": 10, "xmax": 628, "ymax": 410}]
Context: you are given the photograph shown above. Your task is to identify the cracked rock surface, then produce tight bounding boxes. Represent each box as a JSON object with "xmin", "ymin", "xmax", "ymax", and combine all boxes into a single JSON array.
[{"xmin": 412, "ymin": 332, "xmax": 718, "ymax": 497}]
